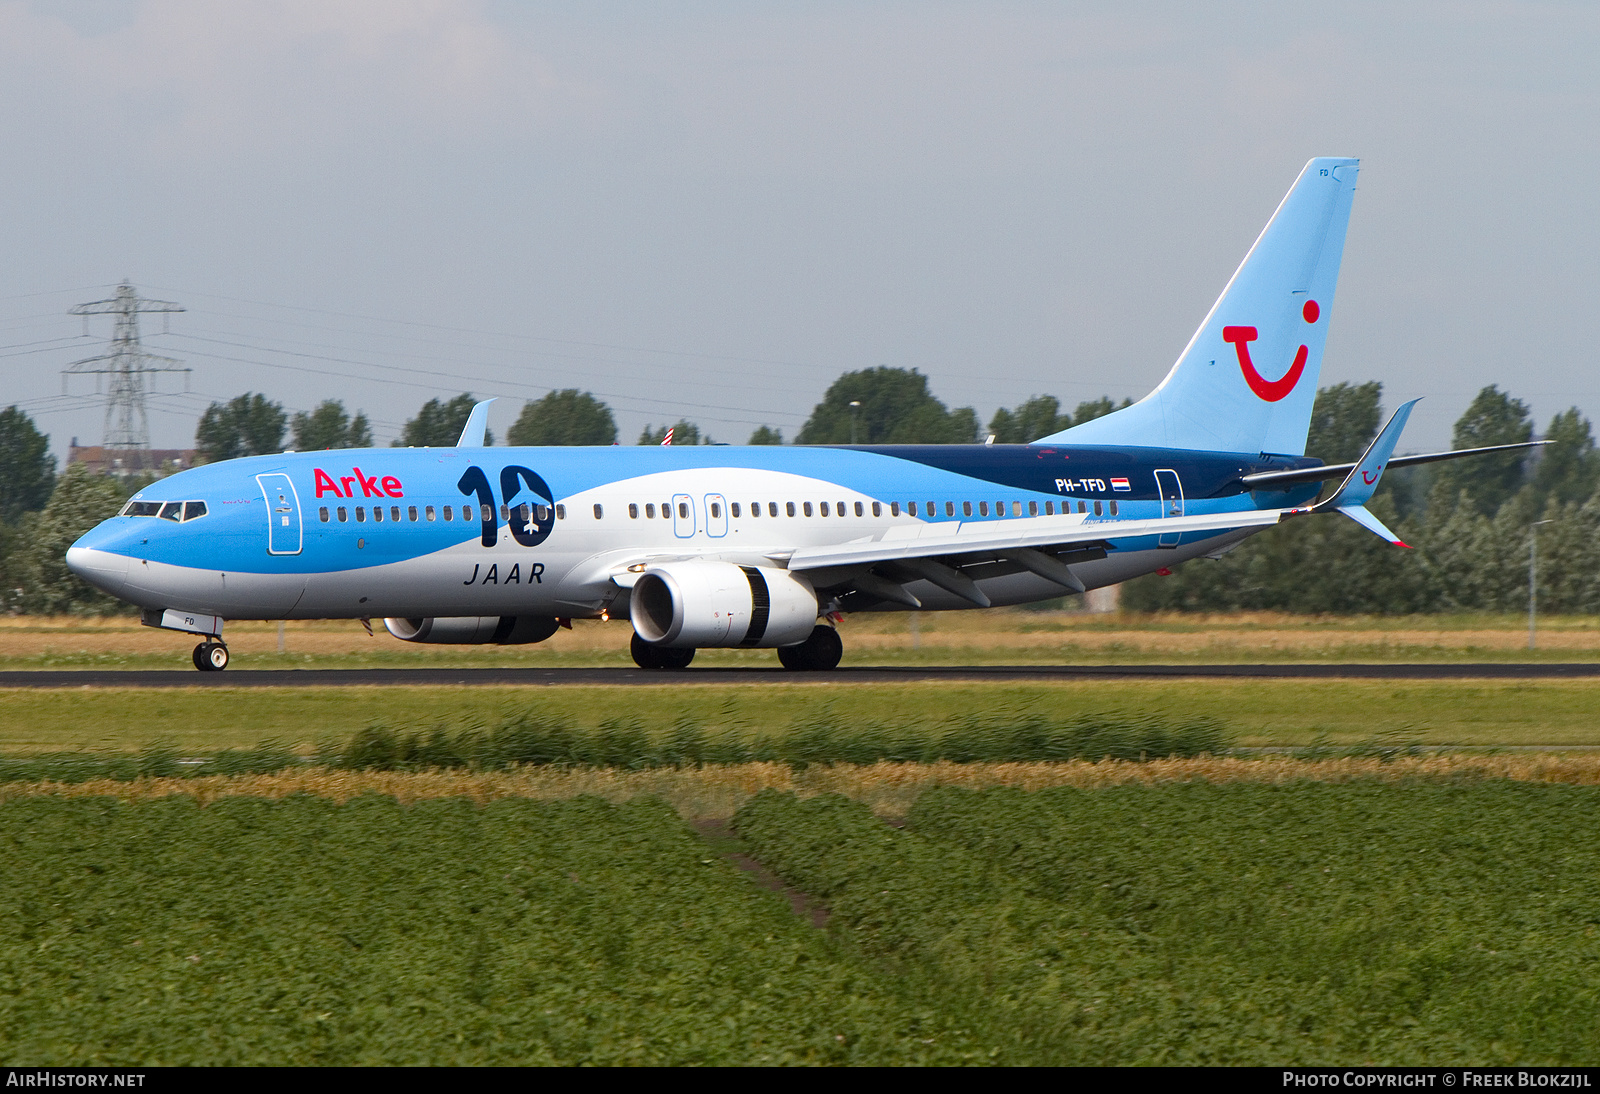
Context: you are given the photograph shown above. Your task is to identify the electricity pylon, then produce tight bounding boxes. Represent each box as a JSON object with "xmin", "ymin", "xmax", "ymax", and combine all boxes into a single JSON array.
[{"xmin": 62, "ymin": 282, "xmax": 188, "ymax": 450}]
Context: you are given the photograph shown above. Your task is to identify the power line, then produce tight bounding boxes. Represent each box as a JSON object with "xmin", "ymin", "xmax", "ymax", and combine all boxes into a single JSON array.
[{"xmin": 62, "ymin": 283, "xmax": 189, "ymax": 450}]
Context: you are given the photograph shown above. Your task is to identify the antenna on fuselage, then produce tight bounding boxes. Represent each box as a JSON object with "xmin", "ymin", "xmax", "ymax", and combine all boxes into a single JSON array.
[{"xmin": 456, "ymin": 399, "xmax": 496, "ymax": 447}]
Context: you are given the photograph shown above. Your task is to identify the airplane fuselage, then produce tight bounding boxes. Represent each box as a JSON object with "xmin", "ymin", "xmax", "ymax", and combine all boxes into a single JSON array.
[{"xmin": 68, "ymin": 442, "xmax": 1323, "ymax": 624}]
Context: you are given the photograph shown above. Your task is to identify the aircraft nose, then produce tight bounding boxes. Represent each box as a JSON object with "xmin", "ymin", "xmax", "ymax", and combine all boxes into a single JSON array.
[{"xmin": 65, "ymin": 544, "xmax": 130, "ymax": 596}]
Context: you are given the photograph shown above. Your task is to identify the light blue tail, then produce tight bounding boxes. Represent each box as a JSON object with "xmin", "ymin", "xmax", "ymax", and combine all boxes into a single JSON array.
[{"xmin": 1037, "ymin": 157, "xmax": 1359, "ymax": 456}]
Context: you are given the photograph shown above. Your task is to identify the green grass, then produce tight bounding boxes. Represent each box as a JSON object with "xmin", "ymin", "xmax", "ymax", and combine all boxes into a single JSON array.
[
  {"xmin": 736, "ymin": 783, "xmax": 1600, "ymax": 1065},
  {"xmin": 4, "ymin": 678, "xmax": 1600, "ymax": 754}
]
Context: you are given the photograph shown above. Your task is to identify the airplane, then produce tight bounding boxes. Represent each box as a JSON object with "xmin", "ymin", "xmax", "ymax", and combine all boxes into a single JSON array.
[{"xmin": 65, "ymin": 157, "xmax": 1537, "ymax": 672}]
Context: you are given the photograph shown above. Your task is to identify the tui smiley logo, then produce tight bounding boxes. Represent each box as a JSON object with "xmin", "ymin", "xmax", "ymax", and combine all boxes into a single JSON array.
[{"xmin": 1223, "ymin": 300, "xmax": 1320, "ymax": 403}]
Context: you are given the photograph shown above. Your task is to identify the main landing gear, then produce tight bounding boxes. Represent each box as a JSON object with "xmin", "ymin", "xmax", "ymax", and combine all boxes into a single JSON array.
[
  {"xmin": 192, "ymin": 641, "xmax": 230, "ymax": 672},
  {"xmin": 631, "ymin": 632, "xmax": 695, "ymax": 670},
  {"xmin": 628, "ymin": 625, "xmax": 843, "ymax": 672},
  {"xmin": 777, "ymin": 625, "xmax": 843, "ymax": 672}
]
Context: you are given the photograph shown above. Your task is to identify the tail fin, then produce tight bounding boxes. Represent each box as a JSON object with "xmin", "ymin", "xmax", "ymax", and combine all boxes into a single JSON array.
[{"xmin": 1037, "ymin": 157, "xmax": 1359, "ymax": 455}]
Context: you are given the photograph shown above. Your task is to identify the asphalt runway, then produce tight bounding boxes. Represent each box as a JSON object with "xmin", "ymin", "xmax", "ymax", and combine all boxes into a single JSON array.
[{"xmin": 4, "ymin": 663, "xmax": 1600, "ymax": 688}]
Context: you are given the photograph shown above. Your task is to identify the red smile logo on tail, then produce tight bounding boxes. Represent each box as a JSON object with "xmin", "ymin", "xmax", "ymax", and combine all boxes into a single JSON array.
[{"xmin": 1223, "ymin": 299, "xmax": 1320, "ymax": 403}]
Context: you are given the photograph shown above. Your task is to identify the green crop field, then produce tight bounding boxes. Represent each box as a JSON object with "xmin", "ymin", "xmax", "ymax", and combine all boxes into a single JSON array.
[
  {"xmin": 736, "ymin": 782, "xmax": 1600, "ymax": 1065},
  {"xmin": 0, "ymin": 793, "xmax": 985, "ymax": 1065},
  {"xmin": 4, "ymin": 677, "xmax": 1600, "ymax": 754},
  {"xmin": 4, "ymin": 777, "xmax": 1598, "ymax": 1065}
]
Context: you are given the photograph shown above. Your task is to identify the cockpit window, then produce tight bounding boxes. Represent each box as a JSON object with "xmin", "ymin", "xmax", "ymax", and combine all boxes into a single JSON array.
[{"xmin": 121, "ymin": 499, "xmax": 209, "ymax": 522}]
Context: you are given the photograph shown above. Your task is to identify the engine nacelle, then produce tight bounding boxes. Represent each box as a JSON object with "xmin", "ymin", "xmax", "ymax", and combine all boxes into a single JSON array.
[
  {"xmin": 383, "ymin": 616, "xmax": 561, "ymax": 645},
  {"xmin": 630, "ymin": 561, "xmax": 817, "ymax": 648}
]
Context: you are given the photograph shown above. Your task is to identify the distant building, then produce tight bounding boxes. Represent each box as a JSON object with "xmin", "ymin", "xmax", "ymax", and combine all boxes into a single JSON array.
[{"xmin": 67, "ymin": 439, "xmax": 197, "ymax": 478}]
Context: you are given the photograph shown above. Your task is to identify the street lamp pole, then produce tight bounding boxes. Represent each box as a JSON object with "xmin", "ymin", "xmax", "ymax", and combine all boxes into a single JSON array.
[{"xmin": 1529, "ymin": 519, "xmax": 1554, "ymax": 650}]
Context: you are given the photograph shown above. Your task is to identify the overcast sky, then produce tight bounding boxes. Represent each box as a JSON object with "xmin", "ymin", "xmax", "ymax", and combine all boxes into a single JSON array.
[{"xmin": 2, "ymin": 1, "xmax": 1596, "ymax": 462}]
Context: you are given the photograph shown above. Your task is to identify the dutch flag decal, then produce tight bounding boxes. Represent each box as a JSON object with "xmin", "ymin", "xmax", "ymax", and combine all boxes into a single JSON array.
[{"xmin": 1111, "ymin": 477, "xmax": 1131, "ymax": 492}]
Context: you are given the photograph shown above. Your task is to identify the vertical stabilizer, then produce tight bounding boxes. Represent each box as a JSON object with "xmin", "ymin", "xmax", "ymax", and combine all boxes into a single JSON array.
[{"xmin": 1037, "ymin": 157, "xmax": 1359, "ymax": 455}]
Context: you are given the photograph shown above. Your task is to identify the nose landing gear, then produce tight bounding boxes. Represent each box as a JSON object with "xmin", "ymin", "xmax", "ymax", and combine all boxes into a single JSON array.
[{"xmin": 192, "ymin": 641, "xmax": 230, "ymax": 672}]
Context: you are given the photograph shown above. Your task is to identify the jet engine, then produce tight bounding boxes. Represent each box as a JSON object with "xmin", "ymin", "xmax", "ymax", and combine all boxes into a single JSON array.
[
  {"xmin": 630, "ymin": 561, "xmax": 817, "ymax": 648},
  {"xmin": 383, "ymin": 616, "xmax": 561, "ymax": 645}
]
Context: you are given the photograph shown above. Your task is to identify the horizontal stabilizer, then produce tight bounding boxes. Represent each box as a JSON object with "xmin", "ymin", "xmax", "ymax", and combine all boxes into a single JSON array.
[{"xmin": 1241, "ymin": 439, "xmax": 1549, "ymax": 490}]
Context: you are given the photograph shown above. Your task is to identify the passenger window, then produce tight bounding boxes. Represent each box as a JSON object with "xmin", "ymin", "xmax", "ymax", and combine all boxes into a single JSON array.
[
  {"xmin": 1045, "ymin": 501, "xmax": 1053, "ymax": 515},
  {"xmin": 731, "ymin": 502, "xmax": 741, "ymax": 517},
  {"xmin": 500, "ymin": 505, "xmax": 509, "ymax": 522},
  {"xmin": 678, "ymin": 502, "xmax": 688, "ymax": 519},
  {"xmin": 443, "ymin": 506, "xmax": 452, "ymax": 521},
  {"xmin": 820, "ymin": 502, "xmax": 830, "ymax": 517},
  {"xmin": 1109, "ymin": 500, "xmax": 1119, "ymax": 516},
  {"xmin": 373, "ymin": 507, "xmax": 384, "ymax": 523},
  {"xmin": 963, "ymin": 501, "xmax": 973, "ymax": 517},
  {"xmin": 929, "ymin": 501, "xmax": 937, "ymax": 516},
  {"xmin": 749, "ymin": 502, "xmax": 759, "ymax": 517},
  {"xmin": 906, "ymin": 501, "xmax": 915, "ymax": 516},
  {"xmin": 645, "ymin": 503, "xmax": 655, "ymax": 518},
  {"xmin": 184, "ymin": 501, "xmax": 207, "ymax": 521},
  {"xmin": 838, "ymin": 501, "xmax": 847, "ymax": 516},
  {"xmin": 711, "ymin": 502, "xmax": 721, "ymax": 519},
  {"xmin": 159, "ymin": 502, "xmax": 183, "ymax": 521},
  {"xmin": 1078, "ymin": 501, "xmax": 1087, "ymax": 514},
  {"xmin": 629, "ymin": 503, "xmax": 639, "ymax": 519},
  {"xmin": 786, "ymin": 502, "xmax": 796, "ymax": 517},
  {"xmin": 1012, "ymin": 501, "xmax": 1021, "ymax": 516},
  {"xmin": 945, "ymin": 502, "xmax": 954, "ymax": 517},
  {"xmin": 319, "ymin": 506, "xmax": 330, "ymax": 522},
  {"xmin": 392, "ymin": 506, "xmax": 401, "ymax": 522},
  {"xmin": 978, "ymin": 501, "xmax": 988, "ymax": 517},
  {"xmin": 337, "ymin": 507, "xmax": 348, "ymax": 522},
  {"xmin": 594, "ymin": 504, "xmax": 604, "ymax": 519},
  {"xmin": 356, "ymin": 507, "xmax": 367, "ymax": 522},
  {"xmin": 803, "ymin": 502, "xmax": 813, "ymax": 517},
  {"xmin": 426, "ymin": 506, "xmax": 436, "ymax": 521},
  {"xmin": 556, "ymin": 504, "xmax": 566, "ymax": 520},
  {"xmin": 1093, "ymin": 500, "xmax": 1102, "ymax": 516},
  {"xmin": 889, "ymin": 502, "xmax": 899, "ymax": 516},
  {"xmin": 408, "ymin": 506, "xmax": 418, "ymax": 522},
  {"xmin": 536, "ymin": 505, "xmax": 550, "ymax": 522},
  {"xmin": 1028, "ymin": 501, "xmax": 1037, "ymax": 516},
  {"xmin": 771, "ymin": 502, "xmax": 780, "ymax": 517}
]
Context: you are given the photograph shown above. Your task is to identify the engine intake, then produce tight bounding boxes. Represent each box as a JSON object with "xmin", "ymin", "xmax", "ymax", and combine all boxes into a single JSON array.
[
  {"xmin": 631, "ymin": 561, "xmax": 817, "ymax": 648},
  {"xmin": 383, "ymin": 616, "xmax": 560, "ymax": 645}
]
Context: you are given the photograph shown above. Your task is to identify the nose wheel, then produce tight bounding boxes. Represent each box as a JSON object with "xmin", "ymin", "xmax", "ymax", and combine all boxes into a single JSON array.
[{"xmin": 192, "ymin": 641, "xmax": 230, "ymax": 672}]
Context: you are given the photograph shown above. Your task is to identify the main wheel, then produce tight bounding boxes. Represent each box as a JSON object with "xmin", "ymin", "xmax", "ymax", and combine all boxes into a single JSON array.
[
  {"xmin": 193, "ymin": 642, "xmax": 229, "ymax": 672},
  {"xmin": 777, "ymin": 625, "xmax": 843, "ymax": 671},
  {"xmin": 631, "ymin": 632, "xmax": 695, "ymax": 670}
]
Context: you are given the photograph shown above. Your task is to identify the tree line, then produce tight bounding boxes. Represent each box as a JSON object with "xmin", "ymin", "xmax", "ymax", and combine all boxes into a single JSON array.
[
  {"xmin": 1121, "ymin": 383, "xmax": 1600, "ymax": 614},
  {"xmin": 189, "ymin": 366, "xmax": 1131, "ymax": 456},
  {"xmin": 3, "ymin": 369, "xmax": 1597, "ymax": 615}
]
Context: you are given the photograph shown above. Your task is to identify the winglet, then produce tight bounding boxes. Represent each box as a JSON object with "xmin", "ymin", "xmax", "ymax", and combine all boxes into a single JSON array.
[
  {"xmin": 1313, "ymin": 398, "xmax": 1419, "ymax": 513},
  {"xmin": 1338, "ymin": 504, "xmax": 1410, "ymax": 548},
  {"xmin": 456, "ymin": 399, "xmax": 496, "ymax": 447}
]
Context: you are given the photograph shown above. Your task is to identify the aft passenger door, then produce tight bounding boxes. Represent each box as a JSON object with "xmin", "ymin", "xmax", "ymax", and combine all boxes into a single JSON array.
[
  {"xmin": 1154, "ymin": 469, "xmax": 1183, "ymax": 549},
  {"xmin": 256, "ymin": 473, "xmax": 303, "ymax": 555}
]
